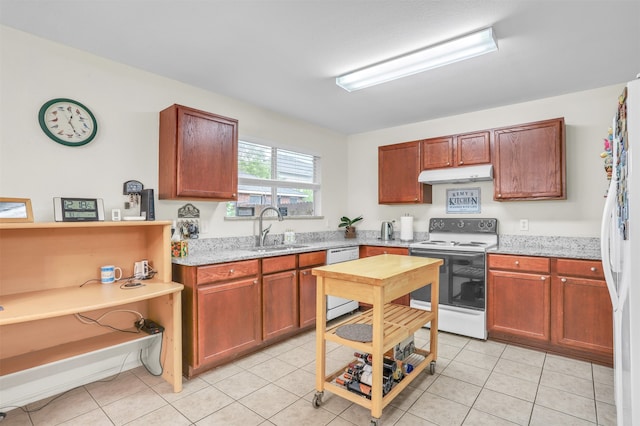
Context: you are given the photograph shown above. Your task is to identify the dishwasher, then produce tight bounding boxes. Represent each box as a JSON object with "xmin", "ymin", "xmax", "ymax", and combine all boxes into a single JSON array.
[{"xmin": 325, "ymin": 246, "xmax": 359, "ymax": 320}]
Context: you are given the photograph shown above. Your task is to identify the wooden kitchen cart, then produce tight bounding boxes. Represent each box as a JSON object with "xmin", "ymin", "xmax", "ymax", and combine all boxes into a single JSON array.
[{"xmin": 311, "ymin": 254, "xmax": 442, "ymax": 425}]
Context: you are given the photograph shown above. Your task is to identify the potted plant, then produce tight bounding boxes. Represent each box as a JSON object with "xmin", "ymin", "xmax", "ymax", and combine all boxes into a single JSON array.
[{"xmin": 339, "ymin": 215, "xmax": 363, "ymax": 239}]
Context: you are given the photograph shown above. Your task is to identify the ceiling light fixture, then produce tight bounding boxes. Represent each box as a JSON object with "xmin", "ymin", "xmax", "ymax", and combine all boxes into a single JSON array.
[{"xmin": 336, "ymin": 27, "xmax": 498, "ymax": 92}]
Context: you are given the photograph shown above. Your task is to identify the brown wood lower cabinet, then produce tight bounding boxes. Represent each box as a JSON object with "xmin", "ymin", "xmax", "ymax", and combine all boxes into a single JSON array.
[
  {"xmin": 175, "ymin": 251, "xmax": 329, "ymax": 377},
  {"xmin": 197, "ymin": 277, "xmax": 261, "ymax": 366},
  {"xmin": 298, "ymin": 251, "xmax": 326, "ymax": 328},
  {"xmin": 487, "ymin": 270, "xmax": 551, "ymax": 343},
  {"xmin": 263, "ymin": 269, "xmax": 298, "ymax": 341},
  {"xmin": 488, "ymin": 254, "xmax": 613, "ymax": 366},
  {"xmin": 174, "ymin": 259, "xmax": 261, "ymax": 377},
  {"xmin": 552, "ymin": 259, "xmax": 613, "ymax": 362}
]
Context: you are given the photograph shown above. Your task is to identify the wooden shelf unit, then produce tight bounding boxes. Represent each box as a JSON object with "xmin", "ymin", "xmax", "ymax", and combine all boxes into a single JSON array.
[
  {"xmin": 312, "ymin": 254, "xmax": 442, "ymax": 422},
  {"xmin": 0, "ymin": 221, "xmax": 184, "ymax": 402}
]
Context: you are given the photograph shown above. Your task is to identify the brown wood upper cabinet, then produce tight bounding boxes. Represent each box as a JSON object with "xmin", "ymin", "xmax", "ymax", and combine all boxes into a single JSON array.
[
  {"xmin": 159, "ymin": 104, "xmax": 238, "ymax": 201},
  {"xmin": 378, "ymin": 141, "xmax": 432, "ymax": 204},
  {"xmin": 493, "ymin": 117, "xmax": 565, "ymax": 201},
  {"xmin": 421, "ymin": 131, "xmax": 490, "ymax": 169}
]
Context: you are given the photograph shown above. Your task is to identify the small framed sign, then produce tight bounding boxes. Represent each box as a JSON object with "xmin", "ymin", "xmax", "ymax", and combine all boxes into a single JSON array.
[
  {"xmin": 446, "ymin": 188, "xmax": 481, "ymax": 214},
  {"xmin": 0, "ymin": 198, "xmax": 34, "ymax": 223}
]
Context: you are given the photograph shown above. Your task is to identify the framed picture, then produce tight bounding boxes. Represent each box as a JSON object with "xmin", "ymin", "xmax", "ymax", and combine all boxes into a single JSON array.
[
  {"xmin": 0, "ymin": 198, "xmax": 34, "ymax": 223},
  {"xmin": 446, "ymin": 188, "xmax": 481, "ymax": 214}
]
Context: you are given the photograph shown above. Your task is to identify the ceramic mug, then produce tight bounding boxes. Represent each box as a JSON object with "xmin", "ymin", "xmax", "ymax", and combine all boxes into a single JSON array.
[{"xmin": 101, "ymin": 265, "xmax": 123, "ymax": 284}]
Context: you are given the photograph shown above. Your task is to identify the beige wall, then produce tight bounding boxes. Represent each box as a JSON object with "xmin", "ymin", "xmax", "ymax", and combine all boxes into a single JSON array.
[
  {"xmin": 347, "ymin": 84, "xmax": 622, "ymax": 237},
  {"xmin": 0, "ymin": 26, "xmax": 347, "ymax": 237},
  {"xmin": 1, "ymin": 25, "xmax": 621, "ymax": 239}
]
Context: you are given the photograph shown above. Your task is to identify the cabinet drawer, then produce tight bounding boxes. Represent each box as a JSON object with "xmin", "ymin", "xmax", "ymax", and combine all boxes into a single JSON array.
[
  {"xmin": 299, "ymin": 251, "xmax": 326, "ymax": 268},
  {"xmin": 488, "ymin": 254, "xmax": 550, "ymax": 273},
  {"xmin": 360, "ymin": 246, "xmax": 408, "ymax": 257},
  {"xmin": 555, "ymin": 258, "xmax": 604, "ymax": 279},
  {"xmin": 197, "ymin": 260, "xmax": 259, "ymax": 284},
  {"xmin": 262, "ymin": 255, "xmax": 296, "ymax": 274}
]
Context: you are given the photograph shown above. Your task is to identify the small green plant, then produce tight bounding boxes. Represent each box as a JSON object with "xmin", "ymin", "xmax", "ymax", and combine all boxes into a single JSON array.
[{"xmin": 339, "ymin": 215, "xmax": 363, "ymax": 228}]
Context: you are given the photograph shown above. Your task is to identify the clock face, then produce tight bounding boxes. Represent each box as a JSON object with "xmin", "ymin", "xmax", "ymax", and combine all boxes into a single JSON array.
[{"xmin": 38, "ymin": 98, "xmax": 98, "ymax": 146}]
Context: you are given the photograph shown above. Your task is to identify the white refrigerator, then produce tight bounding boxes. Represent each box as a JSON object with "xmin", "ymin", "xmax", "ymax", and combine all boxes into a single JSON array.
[{"xmin": 601, "ymin": 76, "xmax": 639, "ymax": 426}]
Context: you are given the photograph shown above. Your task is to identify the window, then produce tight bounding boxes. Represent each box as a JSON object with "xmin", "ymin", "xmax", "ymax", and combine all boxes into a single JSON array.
[{"xmin": 226, "ymin": 140, "xmax": 320, "ymax": 217}]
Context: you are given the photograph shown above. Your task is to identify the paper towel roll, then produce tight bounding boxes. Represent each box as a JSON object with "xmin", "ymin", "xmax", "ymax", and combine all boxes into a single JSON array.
[{"xmin": 400, "ymin": 216, "xmax": 414, "ymax": 241}]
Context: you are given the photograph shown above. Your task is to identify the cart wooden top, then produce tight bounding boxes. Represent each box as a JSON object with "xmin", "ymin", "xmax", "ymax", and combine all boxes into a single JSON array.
[{"xmin": 312, "ymin": 254, "xmax": 442, "ymax": 287}]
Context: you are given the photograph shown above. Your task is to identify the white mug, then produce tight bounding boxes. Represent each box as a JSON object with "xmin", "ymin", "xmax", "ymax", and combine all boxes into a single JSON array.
[{"xmin": 101, "ymin": 265, "xmax": 123, "ymax": 284}]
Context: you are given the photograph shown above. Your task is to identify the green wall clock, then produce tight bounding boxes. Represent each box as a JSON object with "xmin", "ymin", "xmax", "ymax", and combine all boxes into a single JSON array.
[{"xmin": 38, "ymin": 98, "xmax": 98, "ymax": 147}]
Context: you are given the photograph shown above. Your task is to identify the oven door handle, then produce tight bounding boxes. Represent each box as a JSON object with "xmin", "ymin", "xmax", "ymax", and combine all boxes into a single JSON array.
[{"xmin": 410, "ymin": 249, "xmax": 482, "ymax": 258}]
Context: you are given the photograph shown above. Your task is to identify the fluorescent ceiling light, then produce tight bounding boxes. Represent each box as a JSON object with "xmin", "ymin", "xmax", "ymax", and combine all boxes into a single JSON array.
[{"xmin": 336, "ymin": 27, "xmax": 498, "ymax": 92}]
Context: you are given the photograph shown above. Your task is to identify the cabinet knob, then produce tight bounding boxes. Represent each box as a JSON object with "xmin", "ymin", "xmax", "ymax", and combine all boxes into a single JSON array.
[
  {"xmin": 459, "ymin": 161, "xmax": 464, "ymax": 165},
  {"xmin": 561, "ymin": 278, "xmax": 567, "ymax": 282},
  {"xmin": 303, "ymin": 271, "xmax": 309, "ymax": 275},
  {"xmin": 590, "ymin": 267, "xmax": 597, "ymax": 272},
  {"xmin": 229, "ymin": 269, "xmax": 235, "ymax": 274},
  {"xmin": 253, "ymin": 280, "xmax": 258, "ymax": 284},
  {"xmin": 446, "ymin": 162, "xmax": 450, "ymax": 166},
  {"xmin": 292, "ymin": 272, "xmax": 296, "ymax": 276},
  {"xmin": 540, "ymin": 276, "xmax": 546, "ymax": 280},
  {"xmin": 514, "ymin": 261, "xmax": 519, "ymax": 265},
  {"xmin": 498, "ymin": 194, "xmax": 502, "ymax": 198}
]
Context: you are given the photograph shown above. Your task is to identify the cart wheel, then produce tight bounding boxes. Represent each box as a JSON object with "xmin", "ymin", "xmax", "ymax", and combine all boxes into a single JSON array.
[
  {"xmin": 311, "ymin": 392, "xmax": 323, "ymax": 408},
  {"xmin": 429, "ymin": 361, "xmax": 436, "ymax": 375}
]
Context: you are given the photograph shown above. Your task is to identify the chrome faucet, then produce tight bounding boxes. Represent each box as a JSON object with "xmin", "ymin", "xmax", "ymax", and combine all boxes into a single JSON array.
[{"xmin": 257, "ymin": 206, "xmax": 284, "ymax": 247}]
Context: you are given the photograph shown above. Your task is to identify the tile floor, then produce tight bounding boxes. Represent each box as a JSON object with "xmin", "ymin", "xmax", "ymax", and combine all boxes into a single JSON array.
[{"xmin": 1, "ymin": 317, "xmax": 616, "ymax": 426}]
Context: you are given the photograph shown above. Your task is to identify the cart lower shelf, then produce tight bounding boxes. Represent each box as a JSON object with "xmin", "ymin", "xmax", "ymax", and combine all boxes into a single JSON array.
[{"xmin": 315, "ymin": 303, "xmax": 437, "ymax": 423}]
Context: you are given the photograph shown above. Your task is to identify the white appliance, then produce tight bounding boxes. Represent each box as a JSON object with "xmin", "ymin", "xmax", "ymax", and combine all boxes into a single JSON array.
[
  {"xmin": 410, "ymin": 218, "xmax": 498, "ymax": 339},
  {"xmin": 601, "ymin": 77, "xmax": 639, "ymax": 426},
  {"xmin": 325, "ymin": 246, "xmax": 359, "ymax": 320}
]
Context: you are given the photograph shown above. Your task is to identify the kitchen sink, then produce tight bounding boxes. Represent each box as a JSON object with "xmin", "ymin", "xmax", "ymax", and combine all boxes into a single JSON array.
[{"xmin": 249, "ymin": 244, "xmax": 309, "ymax": 252}]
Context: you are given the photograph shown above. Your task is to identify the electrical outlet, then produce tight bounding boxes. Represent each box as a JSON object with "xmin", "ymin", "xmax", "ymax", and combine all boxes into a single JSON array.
[{"xmin": 519, "ymin": 219, "xmax": 529, "ymax": 231}]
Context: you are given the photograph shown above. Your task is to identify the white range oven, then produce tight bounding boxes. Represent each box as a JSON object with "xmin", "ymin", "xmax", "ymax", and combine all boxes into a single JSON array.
[{"xmin": 409, "ymin": 218, "xmax": 498, "ymax": 339}]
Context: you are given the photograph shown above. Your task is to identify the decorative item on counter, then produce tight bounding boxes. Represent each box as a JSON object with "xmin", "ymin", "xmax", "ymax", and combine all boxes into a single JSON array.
[
  {"xmin": 399, "ymin": 214, "xmax": 414, "ymax": 241},
  {"xmin": 171, "ymin": 220, "xmax": 188, "ymax": 258},
  {"xmin": 171, "ymin": 240, "xmax": 188, "ymax": 258},
  {"xmin": 339, "ymin": 215, "xmax": 363, "ymax": 239}
]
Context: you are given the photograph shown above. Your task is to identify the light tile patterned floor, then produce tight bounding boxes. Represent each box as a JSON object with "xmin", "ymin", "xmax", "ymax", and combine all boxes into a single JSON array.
[{"xmin": 1, "ymin": 318, "xmax": 616, "ymax": 426}]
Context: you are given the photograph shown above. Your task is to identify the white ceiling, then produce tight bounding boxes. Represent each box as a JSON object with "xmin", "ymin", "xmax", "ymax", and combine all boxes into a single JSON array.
[{"xmin": 1, "ymin": 0, "xmax": 639, "ymax": 135}]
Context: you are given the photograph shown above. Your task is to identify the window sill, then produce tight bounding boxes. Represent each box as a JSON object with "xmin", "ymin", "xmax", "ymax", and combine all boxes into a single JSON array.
[{"xmin": 224, "ymin": 215, "xmax": 325, "ymax": 221}]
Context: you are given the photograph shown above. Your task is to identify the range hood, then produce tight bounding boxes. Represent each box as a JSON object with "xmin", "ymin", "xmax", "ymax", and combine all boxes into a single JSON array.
[{"xmin": 418, "ymin": 164, "xmax": 493, "ymax": 184}]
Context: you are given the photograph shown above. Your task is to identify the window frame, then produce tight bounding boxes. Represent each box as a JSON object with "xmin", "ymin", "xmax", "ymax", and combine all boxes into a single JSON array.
[{"xmin": 227, "ymin": 140, "xmax": 322, "ymax": 219}]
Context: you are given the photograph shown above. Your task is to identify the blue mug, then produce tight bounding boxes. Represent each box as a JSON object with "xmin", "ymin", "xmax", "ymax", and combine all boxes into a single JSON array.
[{"xmin": 101, "ymin": 265, "xmax": 123, "ymax": 284}]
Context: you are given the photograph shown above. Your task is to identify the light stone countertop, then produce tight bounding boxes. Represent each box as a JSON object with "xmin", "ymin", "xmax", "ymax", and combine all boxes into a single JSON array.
[
  {"xmin": 171, "ymin": 231, "xmax": 601, "ymax": 267},
  {"xmin": 171, "ymin": 230, "xmax": 423, "ymax": 267},
  {"xmin": 489, "ymin": 235, "xmax": 601, "ymax": 260}
]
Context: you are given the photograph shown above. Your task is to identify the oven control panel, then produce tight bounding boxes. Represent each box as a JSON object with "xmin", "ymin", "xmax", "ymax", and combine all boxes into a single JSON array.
[{"xmin": 428, "ymin": 218, "xmax": 497, "ymax": 233}]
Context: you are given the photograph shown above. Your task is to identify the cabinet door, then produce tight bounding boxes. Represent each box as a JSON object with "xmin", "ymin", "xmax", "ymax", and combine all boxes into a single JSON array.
[
  {"xmin": 159, "ymin": 104, "xmax": 238, "ymax": 200},
  {"xmin": 487, "ymin": 270, "xmax": 551, "ymax": 343},
  {"xmin": 421, "ymin": 136, "xmax": 454, "ymax": 169},
  {"xmin": 456, "ymin": 131, "xmax": 490, "ymax": 166},
  {"xmin": 263, "ymin": 270, "xmax": 298, "ymax": 341},
  {"xmin": 379, "ymin": 141, "xmax": 432, "ymax": 204},
  {"xmin": 299, "ymin": 267, "xmax": 317, "ymax": 328},
  {"xmin": 197, "ymin": 277, "xmax": 261, "ymax": 367},
  {"xmin": 493, "ymin": 118, "xmax": 565, "ymax": 200},
  {"xmin": 551, "ymin": 276, "xmax": 613, "ymax": 357}
]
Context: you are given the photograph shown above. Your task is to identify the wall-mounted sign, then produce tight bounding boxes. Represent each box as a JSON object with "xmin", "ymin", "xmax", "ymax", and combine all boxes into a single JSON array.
[{"xmin": 446, "ymin": 188, "xmax": 481, "ymax": 214}]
